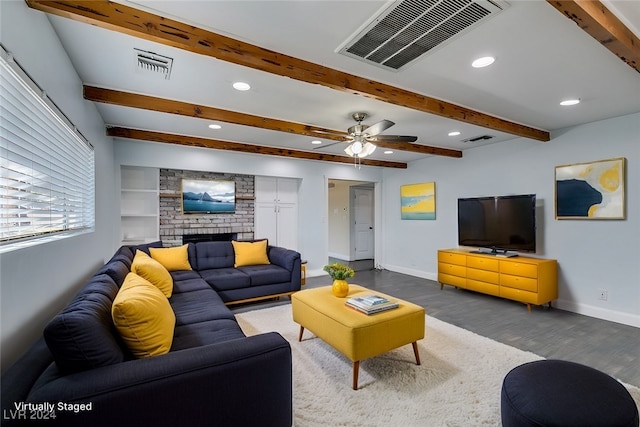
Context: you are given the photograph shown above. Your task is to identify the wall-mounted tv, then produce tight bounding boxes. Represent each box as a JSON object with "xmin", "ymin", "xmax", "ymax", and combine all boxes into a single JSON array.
[
  {"xmin": 182, "ymin": 179, "xmax": 235, "ymax": 214},
  {"xmin": 457, "ymin": 194, "xmax": 536, "ymax": 255}
]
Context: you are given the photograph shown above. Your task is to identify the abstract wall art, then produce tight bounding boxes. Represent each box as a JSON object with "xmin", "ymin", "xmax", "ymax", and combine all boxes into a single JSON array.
[
  {"xmin": 555, "ymin": 158, "xmax": 625, "ymax": 220},
  {"xmin": 401, "ymin": 182, "xmax": 436, "ymax": 220}
]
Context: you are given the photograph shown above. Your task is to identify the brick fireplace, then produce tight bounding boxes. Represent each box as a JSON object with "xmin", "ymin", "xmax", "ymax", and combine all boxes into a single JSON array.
[{"xmin": 159, "ymin": 169, "xmax": 254, "ymax": 246}]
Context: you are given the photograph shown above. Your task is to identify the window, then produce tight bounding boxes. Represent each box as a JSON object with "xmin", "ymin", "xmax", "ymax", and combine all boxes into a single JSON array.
[{"xmin": 0, "ymin": 46, "xmax": 94, "ymax": 248}]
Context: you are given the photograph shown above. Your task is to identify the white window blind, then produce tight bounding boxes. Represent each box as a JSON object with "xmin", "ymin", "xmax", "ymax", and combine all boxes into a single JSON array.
[{"xmin": 1, "ymin": 46, "xmax": 94, "ymax": 245}]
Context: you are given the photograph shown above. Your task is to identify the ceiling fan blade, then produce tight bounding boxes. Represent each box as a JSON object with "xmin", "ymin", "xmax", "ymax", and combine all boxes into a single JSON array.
[
  {"xmin": 364, "ymin": 119, "xmax": 395, "ymax": 136},
  {"xmin": 313, "ymin": 140, "xmax": 347, "ymax": 150},
  {"xmin": 367, "ymin": 134, "xmax": 418, "ymax": 143}
]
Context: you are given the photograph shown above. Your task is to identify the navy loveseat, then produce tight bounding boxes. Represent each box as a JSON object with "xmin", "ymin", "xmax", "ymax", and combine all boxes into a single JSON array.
[{"xmin": 1, "ymin": 241, "xmax": 300, "ymax": 427}]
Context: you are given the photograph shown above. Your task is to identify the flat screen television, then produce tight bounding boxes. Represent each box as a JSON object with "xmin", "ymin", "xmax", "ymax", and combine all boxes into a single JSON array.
[
  {"xmin": 182, "ymin": 179, "xmax": 235, "ymax": 214},
  {"xmin": 457, "ymin": 194, "xmax": 536, "ymax": 255}
]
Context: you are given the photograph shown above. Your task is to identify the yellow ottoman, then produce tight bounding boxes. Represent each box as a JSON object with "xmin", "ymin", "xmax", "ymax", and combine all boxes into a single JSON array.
[{"xmin": 291, "ymin": 284, "xmax": 425, "ymax": 389}]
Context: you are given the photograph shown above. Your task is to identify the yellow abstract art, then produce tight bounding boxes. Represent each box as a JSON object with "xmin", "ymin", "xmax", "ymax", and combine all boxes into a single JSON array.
[{"xmin": 401, "ymin": 182, "xmax": 435, "ymax": 220}]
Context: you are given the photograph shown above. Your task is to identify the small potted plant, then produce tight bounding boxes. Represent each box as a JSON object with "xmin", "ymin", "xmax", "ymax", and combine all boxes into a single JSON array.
[{"xmin": 323, "ymin": 263, "xmax": 355, "ymax": 297}]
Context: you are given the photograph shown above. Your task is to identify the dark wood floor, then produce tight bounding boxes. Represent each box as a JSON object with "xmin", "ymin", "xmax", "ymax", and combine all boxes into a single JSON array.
[{"xmin": 232, "ymin": 268, "xmax": 640, "ymax": 387}]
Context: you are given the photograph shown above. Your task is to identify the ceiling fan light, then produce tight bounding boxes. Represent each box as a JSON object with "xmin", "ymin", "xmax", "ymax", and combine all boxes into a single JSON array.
[
  {"xmin": 351, "ymin": 140, "xmax": 363, "ymax": 154},
  {"xmin": 361, "ymin": 142, "xmax": 377, "ymax": 157},
  {"xmin": 344, "ymin": 145, "xmax": 354, "ymax": 157}
]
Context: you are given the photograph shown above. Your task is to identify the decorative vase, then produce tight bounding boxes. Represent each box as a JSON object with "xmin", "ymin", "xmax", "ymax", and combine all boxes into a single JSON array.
[{"xmin": 332, "ymin": 279, "xmax": 349, "ymax": 297}]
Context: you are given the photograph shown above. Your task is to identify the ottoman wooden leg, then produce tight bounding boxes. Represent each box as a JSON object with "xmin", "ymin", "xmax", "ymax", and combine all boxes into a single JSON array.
[
  {"xmin": 412, "ymin": 342, "xmax": 421, "ymax": 365},
  {"xmin": 353, "ymin": 361, "xmax": 360, "ymax": 390},
  {"xmin": 298, "ymin": 326, "xmax": 305, "ymax": 342}
]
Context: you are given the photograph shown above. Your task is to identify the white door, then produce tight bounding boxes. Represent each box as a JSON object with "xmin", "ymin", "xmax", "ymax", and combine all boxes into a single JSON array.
[
  {"xmin": 352, "ymin": 187, "xmax": 374, "ymax": 260},
  {"xmin": 255, "ymin": 203, "xmax": 277, "ymax": 243}
]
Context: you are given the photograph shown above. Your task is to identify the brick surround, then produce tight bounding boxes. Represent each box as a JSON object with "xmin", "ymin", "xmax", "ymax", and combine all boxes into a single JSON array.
[{"xmin": 159, "ymin": 169, "xmax": 254, "ymax": 246}]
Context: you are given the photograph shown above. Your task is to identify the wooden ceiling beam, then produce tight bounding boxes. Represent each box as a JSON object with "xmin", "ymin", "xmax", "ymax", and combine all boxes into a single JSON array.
[
  {"xmin": 546, "ymin": 1, "xmax": 640, "ymax": 73},
  {"xmin": 84, "ymin": 85, "xmax": 462, "ymax": 158},
  {"xmin": 27, "ymin": 0, "xmax": 550, "ymax": 142},
  {"xmin": 106, "ymin": 127, "xmax": 408, "ymax": 169}
]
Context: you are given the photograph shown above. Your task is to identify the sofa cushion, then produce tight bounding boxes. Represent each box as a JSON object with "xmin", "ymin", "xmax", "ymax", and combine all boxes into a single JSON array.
[
  {"xmin": 171, "ymin": 270, "xmax": 211, "ymax": 294},
  {"xmin": 171, "ymin": 319, "xmax": 246, "ymax": 351},
  {"xmin": 150, "ymin": 244, "xmax": 192, "ymax": 271},
  {"xmin": 95, "ymin": 260, "xmax": 130, "ymax": 287},
  {"xmin": 131, "ymin": 250, "xmax": 173, "ymax": 298},
  {"xmin": 232, "ymin": 240, "xmax": 270, "ymax": 267},
  {"xmin": 194, "ymin": 242, "xmax": 234, "ymax": 270},
  {"xmin": 43, "ymin": 274, "xmax": 125, "ymax": 373},
  {"xmin": 238, "ymin": 264, "xmax": 291, "ymax": 287},
  {"xmin": 199, "ymin": 267, "xmax": 251, "ymax": 291},
  {"xmin": 170, "ymin": 289, "xmax": 235, "ymax": 325},
  {"xmin": 112, "ymin": 273, "xmax": 176, "ymax": 358}
]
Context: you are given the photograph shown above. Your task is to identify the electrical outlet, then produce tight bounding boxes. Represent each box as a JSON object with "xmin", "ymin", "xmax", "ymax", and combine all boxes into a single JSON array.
[{"xmin": 597, "ymin": 289, "xmax": 608, "ymax": 301}]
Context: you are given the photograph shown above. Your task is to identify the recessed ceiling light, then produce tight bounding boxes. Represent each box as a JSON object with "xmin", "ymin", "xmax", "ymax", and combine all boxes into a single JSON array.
[
  {"xmin": 208, "ymin": 124, "xmax": 222, "ymax": 129},
  {"xmin": 311, "ymin": 140, "xmax": 322, "ymax": 145},
  {"xmin": 448, "ymin": 131, "xmax": 461, "ymax": 136},
  {"xmin": 472, "ymin": 56, "xmax": 495, "ymax": 68},
  {"xmin": 384, "ymin": 150, "xmax": 393, "ymax": 154},
  {"xmin": 232, "ymin": 81, "xmax": 251, "ymax": 91},
  {"xmin": 560, "ymin": 99, "xmax": 580, "ymax": 106}
]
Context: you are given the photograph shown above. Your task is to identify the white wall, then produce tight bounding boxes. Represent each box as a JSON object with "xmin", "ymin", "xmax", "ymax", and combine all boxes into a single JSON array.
[
  {"xmin": 0, "ymin": 2, "xmax": 118, "ymax": 372},
  {"xmin": 381, "ymin": 112, "xmax": 640, "ymax": 327}
]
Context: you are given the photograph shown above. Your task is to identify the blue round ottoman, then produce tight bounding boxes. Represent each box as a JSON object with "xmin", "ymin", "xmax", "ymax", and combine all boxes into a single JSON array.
[{"xmin": 501, "ymin": 360, "xmax": 639, "ymax": 427}]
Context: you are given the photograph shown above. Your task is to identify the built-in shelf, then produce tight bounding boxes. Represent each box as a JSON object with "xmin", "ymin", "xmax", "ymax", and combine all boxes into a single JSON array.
[{"xmin": 121, "ymin": 166, "xmax": 159, "ymax": 245}]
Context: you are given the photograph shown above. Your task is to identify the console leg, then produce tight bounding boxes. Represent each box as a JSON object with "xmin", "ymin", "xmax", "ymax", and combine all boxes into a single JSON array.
[{"xmin": 526, "ymin": 303, "xmax": 532, "ymax": 313}]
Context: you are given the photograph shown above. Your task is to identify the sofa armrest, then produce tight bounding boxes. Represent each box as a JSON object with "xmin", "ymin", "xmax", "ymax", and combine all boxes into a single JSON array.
[
  {"xmin": 268, "ymin": 246, "xmax": 301, "ymax": 290},
  {"xmin": 26, "ymin": 333, "xmax": 292, "ymax": 427}
]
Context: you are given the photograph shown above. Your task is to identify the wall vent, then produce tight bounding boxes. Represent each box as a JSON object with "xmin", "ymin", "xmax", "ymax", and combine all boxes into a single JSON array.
[
  {"xmin": 134, "ymin": 49, "xmax": 173, "ymax": 80},
  {"xmin": 337, "ymin": 0, "xmax": 508, "ymax": 71}
]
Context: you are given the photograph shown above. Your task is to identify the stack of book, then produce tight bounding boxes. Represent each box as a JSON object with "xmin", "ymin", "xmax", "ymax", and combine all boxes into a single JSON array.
[{"xmin": 345, "ymin": 294, "xmax": 399, "ymax": 315}]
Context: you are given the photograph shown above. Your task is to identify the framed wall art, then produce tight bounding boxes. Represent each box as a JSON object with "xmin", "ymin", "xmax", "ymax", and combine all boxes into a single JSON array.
[
  {"xmin": 401, "ymin": 182, "xmax": 436, "ymax": 220},
  {"xmin": 182, "ymin": 179, "xmax": 236, "ymax": 214},
  {"xmin": 555, "ymin": 157, "xmax": 625, "ymax": 220}
]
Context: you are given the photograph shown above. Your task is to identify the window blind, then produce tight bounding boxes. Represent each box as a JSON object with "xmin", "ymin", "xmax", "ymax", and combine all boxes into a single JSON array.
[{"xmin": 0, "ymin": 47, "xmax": 94, "ymax": 244}]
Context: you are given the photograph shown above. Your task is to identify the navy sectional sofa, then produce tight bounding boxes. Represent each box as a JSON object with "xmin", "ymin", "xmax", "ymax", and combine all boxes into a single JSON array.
[{"xmin": 1, "ymin": 241, "xmax": 301, "ymax": 427}]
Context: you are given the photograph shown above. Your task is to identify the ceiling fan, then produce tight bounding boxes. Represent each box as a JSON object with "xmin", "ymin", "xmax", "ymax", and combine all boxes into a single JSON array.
[{"xmin": 321, "ymin": 113, "xmax": 418, "ymax": 159}]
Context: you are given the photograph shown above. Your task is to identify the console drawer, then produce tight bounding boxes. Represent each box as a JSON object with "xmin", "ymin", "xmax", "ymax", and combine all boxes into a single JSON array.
[
  {"xmin": 500, "ymin": 261, "xmax": 538, "ymax": 278},
  {"xmin": 467, "ymin": 279, "xmax": 499, "ymax": 296},
  {"xmin": 467, "ymin": 268, "xmax": 499, "ymax": 284},
  {"xmin": 438, "ymin": 272, "xmax": 466, "ymax": 288},
  {"xmin": 438, "ymin": 251, "xmax": 466, "ymax": 266},
  {"xmin": 438, "ymin": 262, "xmax": 466, "ymax": 277},
  {"xmin": 500, "ymin": 286, "xmax": 538, "ymax": 304},
  {"xmin": 467, "ymin": 256, "xmax": 499, "ymax": 272},
  {"xmin": 500, "ymin": 274, "xmax": 538, "ymax": 292}
]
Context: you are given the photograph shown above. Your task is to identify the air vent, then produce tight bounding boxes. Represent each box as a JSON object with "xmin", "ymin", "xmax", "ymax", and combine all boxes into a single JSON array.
[
  {"xmin": 462, "ymin": 135, "xmax": 494, "ymax": 143},
  {"xmin": 337, "ymin": 0, "xmax": 508, "ymax": 71},
  {"xmin": 134, "ymin": 49, "xmax": 173, "ymax": 80}
]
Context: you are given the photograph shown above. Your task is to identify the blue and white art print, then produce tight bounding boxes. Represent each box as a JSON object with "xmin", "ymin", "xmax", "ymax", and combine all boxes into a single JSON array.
[
  {"xmin": 182, "ymin": 179, "xmax": 235, "ymax": 214},
  {"xmin": 555, "ymin": 158, "xmax": 625, "ymax": 220}
]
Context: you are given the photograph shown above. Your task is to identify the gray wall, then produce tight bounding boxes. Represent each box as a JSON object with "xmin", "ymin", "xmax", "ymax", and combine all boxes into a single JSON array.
[{"xmin": 0, "ymin": 2, "xmax": 118, "ymax": 372}]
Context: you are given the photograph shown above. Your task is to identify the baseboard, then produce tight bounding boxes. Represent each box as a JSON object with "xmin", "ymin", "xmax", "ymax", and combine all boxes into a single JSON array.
[
  {"xmin": 555, "ymin": 299, "xmax": 640, "ymax": 328},
  {"xmin": 328, "ymin": 252, "xmax": 352, "ymax": 261},
  {"xmin": 382, "ymin": 264, "xmax": 438, "ymax": 282}
]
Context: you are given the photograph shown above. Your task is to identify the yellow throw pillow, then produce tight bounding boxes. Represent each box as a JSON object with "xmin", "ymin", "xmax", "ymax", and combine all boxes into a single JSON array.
[
  {"xmin": 112, "ymin": 273, "xmax": 175, "ymax": 358},
  {"xmin": 131, "ymin": 250, "xmax": 173, "ymax": 298},
  {"xmin": 232, "ymin": 240, "xmax": 270, "ymax": 268},
  {"xmin": 149, "ymin": 244, "xmax": 192, "ymax": 272}
]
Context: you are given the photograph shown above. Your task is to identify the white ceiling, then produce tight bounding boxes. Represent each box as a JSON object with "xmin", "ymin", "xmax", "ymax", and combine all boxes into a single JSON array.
[{"xmin": 45, "ymin": 0, "xmax": 640, "ymax": 165}]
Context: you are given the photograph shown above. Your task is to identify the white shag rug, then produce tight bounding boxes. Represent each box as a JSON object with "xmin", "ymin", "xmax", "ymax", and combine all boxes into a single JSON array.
[{"xmin": 236, "ymin": 305, "xmax": 640, "ymax": 427}]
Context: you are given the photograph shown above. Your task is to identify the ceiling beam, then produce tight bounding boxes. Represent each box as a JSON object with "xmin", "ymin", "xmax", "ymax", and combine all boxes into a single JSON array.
[
  {"xmin": 546, "ymin": 1, "xmax": 640, "ymax": 73},
  {"xmin": 106, "ymin": 127, "xmax": 408, "ymax": 169},
  {"xmin": 27, "ymin": 0, "xmax": 550, "ymax": 142},
  {"xmin": 84, "ymin": 85, "xmax": 462, "ymax": 158}
]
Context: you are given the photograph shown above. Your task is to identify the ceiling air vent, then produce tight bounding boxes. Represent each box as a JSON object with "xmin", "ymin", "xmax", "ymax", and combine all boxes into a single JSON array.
[
  {"xmin": 134, "ymin": 49, "xmax": 173, "ymax": 80},
  {"xmin": 462, "ymin": 135, "xmax": 494, "ymax": 143},
  {"xmin": 337, "ymin": 0, "xmax": 508, "ymax": 71}
]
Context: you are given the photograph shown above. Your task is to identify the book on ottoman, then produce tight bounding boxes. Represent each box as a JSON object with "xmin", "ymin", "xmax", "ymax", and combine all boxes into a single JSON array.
[{"xmin": 346, "ymin": 294, "xmax": 399, "ymax": 315}]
